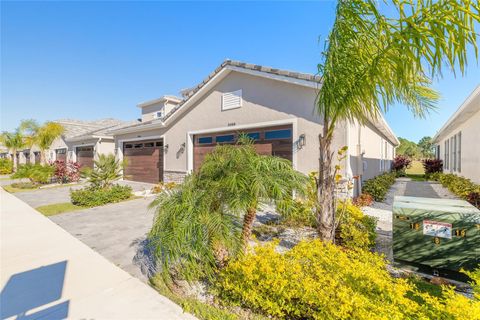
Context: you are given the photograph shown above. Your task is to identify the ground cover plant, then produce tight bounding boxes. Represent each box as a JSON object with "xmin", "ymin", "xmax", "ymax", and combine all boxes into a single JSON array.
[
  {"xmin": 70, "ymin": 154, "xmax": 133, "ymax": 207},
  {"xmin": 0, "ymin": 158, "xmax": 13, "ymax": 174},
  {"xmin": 430, "ymin": 173, "xmax": 480, "ymax": 209},
  {"xmin": 361, "ymin": 172, "xmax": 396, "ymax": 202},
  {"xmin": 216, "ymin": 240, "xmax": 480, "ymax": 320},
  {"xmin": 53, "ymin": 160, "xmax": 81, "ymax": 183}
]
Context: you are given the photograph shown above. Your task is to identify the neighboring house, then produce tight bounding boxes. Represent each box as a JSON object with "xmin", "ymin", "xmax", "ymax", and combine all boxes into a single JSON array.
[
  {"xmin": 16, "ymin": 118, "xmax": 134, "ymax": 168},
  {"xmin": 110, "ymin": 60, "xmax": 399, "ymax": 195},
  {"xmin": 432, "ymin": 86, "xmax": 480, "ymax": 184}
]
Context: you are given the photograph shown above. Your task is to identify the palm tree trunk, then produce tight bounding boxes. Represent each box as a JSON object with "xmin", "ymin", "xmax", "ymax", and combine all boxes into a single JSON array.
[
  {"xmin": 12, "ymin": 150, "xmax": 18, "ymax": 172},
  {"xmin": 316, "ymin": 119, "xmax": 336, "ymax": 241},
  {"xmin": 241, "ymin": 207, "xmax": 257, "ymax": 248},
  {"xmin": 40, "ymin": 150, "xmax": 46, "ymax": 165}
]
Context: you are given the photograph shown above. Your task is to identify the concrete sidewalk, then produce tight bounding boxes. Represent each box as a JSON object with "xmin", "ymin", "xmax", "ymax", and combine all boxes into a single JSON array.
[{"xmin": 0, "ymin": 189, "xmax": 195, "ymax": 319}]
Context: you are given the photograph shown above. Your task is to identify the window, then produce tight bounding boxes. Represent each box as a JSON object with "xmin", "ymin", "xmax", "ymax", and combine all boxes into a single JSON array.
[
  {"xmin": 436, "ymin": 145, "xmax": 440, "ymax": 160},
  {"xmin": 216, "ymin": 134, "xmax": 235, "ymax": 143},
  {"xmin": 265, "ymin": 129, "xmax": 292, "ymax": 140},
  {"xmin": 450, "ymin": 137, "xmax": 455, "ymax": 171},
  {"xmin": 125, "ymin": 144, "xmax": 133, "ymax": 149},
  {"xmin": 444, "ymin": 140, "xmax": 449, "ymax": 169},
  {"xmin": 154, "ymin": 110, "xmax": 165, "ymax": 119},
  {"xmin": 144, "ymin": 142, "xmax": 154, "ymax": 148},
  {"xmin": 453, "ymin": 135, "xmax": 457, "ymax": 171},
  {"xmin": 222, "ymin": 90, "xmax": 242, "ymax": 111},
  {"xmin": 245, "ymin": 132, "xmax": 260, "ymax": 141},
  {"xmin": 457, "ymin": 132, "xmax": 461, "ymax": 172},
  {"xmin": 198, "ymin": 137, "xmax": 213, "ymax": 144},
  {"xmin": 134, "ymin": 143, "xmax": 143, "ymax": 148},
  {"xmin": 56, "ymin": 148, "xmax": 66, "ymax": 154},
  {"xmin": 156, "ymin": 141, "xmax": 163, "ymax": 147}
]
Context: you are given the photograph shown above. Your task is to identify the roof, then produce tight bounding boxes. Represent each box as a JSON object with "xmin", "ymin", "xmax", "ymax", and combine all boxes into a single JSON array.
[
  {"xmin": 54, "ymin": 118, "xmax": 130, "ymax": 141},
  {"xmin": 137, "ymin": 95, "xmax": 182, "ymax": 108},
  {"xmin": 432, "ymin": 85, "xmax": 480, "ymax": 143},
  {"xmin": 109, "ymin": 59, "xmax": 398, "ymax": 146}
]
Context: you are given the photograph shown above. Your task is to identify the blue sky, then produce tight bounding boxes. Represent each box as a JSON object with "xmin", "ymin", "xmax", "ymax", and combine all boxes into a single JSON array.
[{"xmin": 1, "ymin": 1, "xmax": 479, "ymax": 143}]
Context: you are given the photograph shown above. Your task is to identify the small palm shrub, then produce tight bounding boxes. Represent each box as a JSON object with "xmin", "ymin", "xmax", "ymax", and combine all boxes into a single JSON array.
[
  {"xmin": 151, "ymin": 181, "xmax": 177, "ymax": 194},
  {"xmin": 217, "ymin": 240, "xmax": 480, "ymax": 320},
  {"xmin": 70, "ymin": 184, "xmax": 132, "ymax": 207},
  {"xmin": 11, "ymin": 164, "xmax": 54, "ymax": 184},
  {"xmin": 86, "ymin": 154, "xmax": 123, "ymax": 188},
  {"xmin": 362, "ymin": 172, "xmax": 396, "ymax": 202},
  {"xmin": 392, "ymin": 155, "xmax": 411, "ymax": 176},
  {"xmin": 0, "ymin": 158, "xmax": 13, "ymax": 174}
]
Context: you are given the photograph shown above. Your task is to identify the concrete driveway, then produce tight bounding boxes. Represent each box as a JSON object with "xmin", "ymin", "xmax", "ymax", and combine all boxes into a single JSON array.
[
  {"xmin": 50, "ymin": 197, "xmax": 157, "ymax": 282},
  {"xmin": 10, "ymin": 180, "xmax": 155, "ymax": 208}
]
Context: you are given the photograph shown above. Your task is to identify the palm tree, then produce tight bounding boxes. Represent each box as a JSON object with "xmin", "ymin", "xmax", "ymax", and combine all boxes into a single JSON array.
[
  {"xmin": 0, "ymin": 130, "xmax": 25, "ymax": 172},
  {"xmin": 315, "ymin": 0, "xmax": 479, "ymax": 241},
  {"xmin": 149, "ymin": 138, "xmax": 307, "ymax": 281},
  {"xmin": 198, "ymin": 138, "xmax": 307, "ymax": 246},
  {"xmin": 21, "ymin": 120, "xmax": 64, "ymax": 164}
]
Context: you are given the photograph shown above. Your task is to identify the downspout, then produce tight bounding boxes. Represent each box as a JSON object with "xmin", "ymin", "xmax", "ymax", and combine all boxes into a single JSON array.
[
  {"xmin": 345, "ymin": 121, "xmax": 353, "ymax": 198},
  {"xmin": 356, "ymin": 124, "xmax": 363, "ymax": 196}
]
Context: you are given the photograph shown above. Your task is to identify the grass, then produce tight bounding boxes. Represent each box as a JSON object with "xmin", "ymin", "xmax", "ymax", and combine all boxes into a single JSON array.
[
  {"xmin": 36, "ymin": 202, "xmax": 84, "ymax": 216},
  {"xmin": 2, "ymin": 183, "xmax": 39, "ymax": 193},
  {"xmin": 406, "ymin": 160, "xmax": 425, "ymax": 175},
  {"xmin": 2, "ymin": 181, "xmax": 84, "ymax": 193}
]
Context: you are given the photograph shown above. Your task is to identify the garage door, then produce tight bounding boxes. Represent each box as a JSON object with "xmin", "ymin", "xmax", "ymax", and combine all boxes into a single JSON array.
[
  {"xmin": 123, "ymin": 140, "xmax": 163, "ymax": 184},
  {"xmin": 193, "ymin": 125, "xmax": 292, "ymax": 171},
  {"xmin": 56, "ymin": 148, "xmax": 67, "ymax": 162},
  {"xmin": 76, "ymin": 146, "xmax": 94, "ymax": 168}
]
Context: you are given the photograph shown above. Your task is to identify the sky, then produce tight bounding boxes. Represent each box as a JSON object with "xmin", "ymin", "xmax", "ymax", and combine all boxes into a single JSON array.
[{"xmin": 1, "ymin": 1, "xmax": 479, "ymax": 143}]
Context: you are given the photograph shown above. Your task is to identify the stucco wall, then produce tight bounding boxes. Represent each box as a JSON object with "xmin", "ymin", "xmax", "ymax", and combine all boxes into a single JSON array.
[
  {"xmin": 436, "ymin": 109, "xmax": 480, "ymax": 184},
  {"xmin": 141, "ymin": 101, "xmax": 179, "ymax": 122}
]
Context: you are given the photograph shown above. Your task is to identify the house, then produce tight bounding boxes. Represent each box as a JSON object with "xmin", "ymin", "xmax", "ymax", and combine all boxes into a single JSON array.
[
  {"xmin": 110, "ymin": 60, "xmax": 399, "ymax": 195},
  {"xmin": 432, "ymin": 86, "xmax": 480, "ymax": 184},
  {"xmin": 16, "ymin": 118, "xmax": 135, "ymax": 168}
]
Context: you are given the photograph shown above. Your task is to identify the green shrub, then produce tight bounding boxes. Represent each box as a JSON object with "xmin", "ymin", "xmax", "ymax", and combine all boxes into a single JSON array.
[
  {"xmin": 0, "ymin": 158, "xmax": 13, "ymax": 174},
  {"xmin": 217, "ymin": 240, "xmax": 480, "ymax": 320},
  {"xmin": 70, "ymin": 184, "xmax": 132, "ymax": 207},
  {"xmin": 11, "ymin": 164, "xmax": 54, "ymax": 184},
  {"xmin": 336, "ymin": 202, "xmax": 377, "ymax": 250},
  {"xmin": 430, "ymin": 173, "xmax": 480, "ymax": 209},
  {"xmin": 362, "ymin": 172, "xmax": 396, "ymax": 202},
  {"xmin": 10, "ymin": 182, "xmax": 38, "ymax": 189}
]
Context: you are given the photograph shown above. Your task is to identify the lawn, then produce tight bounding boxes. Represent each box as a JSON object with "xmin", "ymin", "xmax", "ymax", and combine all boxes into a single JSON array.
[
  {"xmin": 405, "ymin": 160, "xmax": 425, "ymax": 181},
  {"xmin": 2, "ymin": 183, "xmax": 39, "ymax": 193},
  {"xmin": 36, "ymin": 202, "xmax": 84, "ymax": 216}
]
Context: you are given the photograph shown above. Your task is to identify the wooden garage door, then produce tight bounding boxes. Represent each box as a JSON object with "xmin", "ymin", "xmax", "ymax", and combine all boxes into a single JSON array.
[
  {"xmin": 56, "ymin": 148, "xmax": 67, "ymax": 162},
  {"xmin": 76, "ymin": 146, "xmax": 94, "ymax": 168},
  {"xmin": 193, "ymin": 125, "xmax": 292, "ymax": 171},
  {"xmin": 34, "ymin": 152, "xmax": 41, "ymax": 164},
  {"xmin": 123, "ymin": 140, "xmax": 163, "ymax": 184}
]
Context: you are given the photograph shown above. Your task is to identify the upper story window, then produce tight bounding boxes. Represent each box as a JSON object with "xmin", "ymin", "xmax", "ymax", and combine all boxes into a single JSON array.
[
  {"xmin": 222, "ymin": 90, "xmax": 242, "ymax": 111},
  {"xmin": 154, "ymin": 109, "xmax": 165, "ymax": 119}
]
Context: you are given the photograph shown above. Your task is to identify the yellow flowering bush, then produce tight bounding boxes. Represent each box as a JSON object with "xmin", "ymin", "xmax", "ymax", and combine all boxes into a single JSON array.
[
  {"xmin": 217, "ymin": 240, "xmax": 480, "ymax": 320},
  {"xmin": 337, "ymin": 202, "xmax": 377, "ymax": 250}
]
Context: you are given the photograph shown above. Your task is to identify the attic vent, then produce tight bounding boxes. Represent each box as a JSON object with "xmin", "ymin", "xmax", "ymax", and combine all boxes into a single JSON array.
[{"xmin": 222, "ymin": 90, "xmax": 242, "ymax": 111}]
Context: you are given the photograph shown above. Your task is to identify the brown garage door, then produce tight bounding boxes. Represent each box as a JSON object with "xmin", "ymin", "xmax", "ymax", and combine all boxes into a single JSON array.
[
  {"xmin": 123, "ymin": 140, "xmax": 163, "ymax": 184},
  {"xmin": 76, "ymin": 146, "xmax": 94, "ymax": 168},
  {"xmin": 34, "ymin": 152, "xmax": 41, "ymax": 164},
  {"xmin": 56, "ymin": 148, "xmax": 67, "ymax": 162},
  {"xmin": 193, "ymin": 125, "xmax": 292, "ymax": 171}
]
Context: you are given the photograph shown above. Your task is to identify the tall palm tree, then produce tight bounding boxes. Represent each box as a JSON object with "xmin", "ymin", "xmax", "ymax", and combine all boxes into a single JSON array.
[
  {"xmin": 0, "ymin": 130, "xmax": 25, "ymax": 172},
  {"xmin": 315, "ymin": 0, "xmax": 479, "ymax": 241},
  {"xmin": 21, "ymin": 120, "xmax": 64, "ymax": 164}
]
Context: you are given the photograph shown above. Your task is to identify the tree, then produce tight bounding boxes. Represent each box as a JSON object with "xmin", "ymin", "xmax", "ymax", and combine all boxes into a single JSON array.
[
  {"xmin": 149, "ymin": 139, "xmax": 307, "ymax": 281},
  {"xmin": 21, "ymin": 120, "xmax": 64, "ymax": 164},
  {"xmin": 315, "ymin": 0, "xmax": 479, "ymax": 241},
  {"xmin": 396, "ymin": 137, "xmax": 420, "ymax": 158},
  {"xmin": 418, "ymin": 136, "xmax": 434, "ymax": 158},
  {"xmin": 0, "ymin": 130, "xmax": 25, "ymax": 172}
]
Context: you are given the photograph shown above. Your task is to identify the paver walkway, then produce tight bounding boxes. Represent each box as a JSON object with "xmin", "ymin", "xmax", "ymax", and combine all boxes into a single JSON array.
[
  {"xmin": 0, "ymin": 189, "xmax": 195, "ymax": 319},
  {"xmin": 51, "ymin": 198, "xmax": 155, "ymax": 282}
]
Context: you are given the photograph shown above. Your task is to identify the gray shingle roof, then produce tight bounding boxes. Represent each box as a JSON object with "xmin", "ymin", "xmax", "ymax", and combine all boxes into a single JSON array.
[
  {"xmin": 110, "ymin": 59, "xmax": 321, "ymax": 133},
  {"xmin": 55, "ymin": 118, "xmax": 128, "ymax": 140}
]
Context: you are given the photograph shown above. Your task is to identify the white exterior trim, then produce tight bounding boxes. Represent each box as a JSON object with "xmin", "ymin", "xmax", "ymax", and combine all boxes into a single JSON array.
[{"xmin": 186, "ymin": 118, "xmax": 298, "ymax": 173}]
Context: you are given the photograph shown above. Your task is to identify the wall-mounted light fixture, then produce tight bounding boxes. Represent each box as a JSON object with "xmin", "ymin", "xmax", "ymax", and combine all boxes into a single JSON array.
[
  {"xmin": 181, "ymin": 142, "xmax": 186, "ymax": 148},
  {"xmin": 164, "ymin": 144, "xmax": 169, "ymax": 152},
  {"xmin": 298, "ymin": 134, "xmax": 306, "ymax": 149}
]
